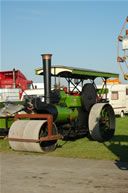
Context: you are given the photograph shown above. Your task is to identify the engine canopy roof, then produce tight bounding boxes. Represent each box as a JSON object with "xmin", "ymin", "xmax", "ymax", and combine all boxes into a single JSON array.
[{"xmin": 35, "ymin": 65, "xmax": 119, "ymax": 80}]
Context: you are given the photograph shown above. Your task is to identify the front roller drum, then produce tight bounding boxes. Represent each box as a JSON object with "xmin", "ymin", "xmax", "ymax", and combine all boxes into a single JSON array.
[
  {"xmin": 89, "ymin": 103, "xmax": 115, "ymax": 142},
  {"xmin": 8, "ymin": 120, "xmax": 57, "ymax": 153}
]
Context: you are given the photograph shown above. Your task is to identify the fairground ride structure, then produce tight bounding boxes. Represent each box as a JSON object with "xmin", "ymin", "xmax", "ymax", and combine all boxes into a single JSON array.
[{"xmin": 117, "ymin": 16, "xmax": 128, "ymax": 80}]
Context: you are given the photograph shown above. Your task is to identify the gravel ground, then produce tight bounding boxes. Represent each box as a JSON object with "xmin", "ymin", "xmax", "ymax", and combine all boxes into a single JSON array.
[{"xmin": 0, "ymin": 153, "xmax": 128, "ymax": 193}]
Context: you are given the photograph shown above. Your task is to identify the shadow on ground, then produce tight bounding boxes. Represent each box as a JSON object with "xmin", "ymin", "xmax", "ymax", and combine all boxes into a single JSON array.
[
  {"xmin": 104, "ymin": 135, "xmax": 128, "ymax": 170},
  {"xmin": 115, "ymin": 160, "xmax": 128, "ymax": 170}
]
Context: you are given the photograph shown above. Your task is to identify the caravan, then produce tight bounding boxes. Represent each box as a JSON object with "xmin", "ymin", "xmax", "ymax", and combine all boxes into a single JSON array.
[{"xmin": 97, "ymin": 84, "xmax": 128, "ymax": 117}]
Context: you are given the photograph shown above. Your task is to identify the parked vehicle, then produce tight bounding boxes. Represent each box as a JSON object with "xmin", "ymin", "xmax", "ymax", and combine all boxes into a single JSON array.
[
  {"xmin": 0, "ymin": 69, "xmax": 33, "ymax": 101},
  {"xmin": 97, "ymin": 83, "xmax": 128, "ymax": 117}
]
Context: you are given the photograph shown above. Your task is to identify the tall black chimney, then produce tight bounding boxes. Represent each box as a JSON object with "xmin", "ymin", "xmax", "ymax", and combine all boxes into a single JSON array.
[{"xmin": 41, "ymin": 54, "xmax": 52, "ymax": 104}]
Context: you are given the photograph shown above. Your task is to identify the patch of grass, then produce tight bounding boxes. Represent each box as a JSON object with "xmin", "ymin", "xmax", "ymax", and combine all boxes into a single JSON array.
[
  {"xmin": 0, "ymin": 117, "xmax": 128, "ymax": 161},
  {"xmin": 0, "ymin": 138, "xmax": 12, "ymax": 152},
  {"xmin": 52, "ymin": 117, "xmax": 128, "ymax": 161}
]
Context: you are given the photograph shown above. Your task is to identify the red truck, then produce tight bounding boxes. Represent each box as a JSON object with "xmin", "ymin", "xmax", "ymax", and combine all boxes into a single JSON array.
[{"xmin": 0, "ymin": 69, "xmax": 33, "ymax": 100}]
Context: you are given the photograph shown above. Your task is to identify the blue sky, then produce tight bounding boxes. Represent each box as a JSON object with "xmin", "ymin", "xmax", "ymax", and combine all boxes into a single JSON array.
[{"xmin": 1, "ymin": 0, "xmax": 128, "ymax": 83}]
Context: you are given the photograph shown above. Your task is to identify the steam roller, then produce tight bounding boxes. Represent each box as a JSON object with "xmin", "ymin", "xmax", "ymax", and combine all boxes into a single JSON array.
[{"xmin": 8, "ymin": 54, "xmax": 119, "ymax": 153}]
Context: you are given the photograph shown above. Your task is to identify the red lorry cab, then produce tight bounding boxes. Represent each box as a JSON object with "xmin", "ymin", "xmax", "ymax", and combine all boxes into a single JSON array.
[{"xmin": 0, "ymin": 69, "xmax": 33, "ymax": 99}]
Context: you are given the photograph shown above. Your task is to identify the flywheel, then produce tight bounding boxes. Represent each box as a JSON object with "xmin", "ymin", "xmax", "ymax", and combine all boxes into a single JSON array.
[{"xmin": 81, "ymin": 83, "xmax": 97, "ymax": 112}]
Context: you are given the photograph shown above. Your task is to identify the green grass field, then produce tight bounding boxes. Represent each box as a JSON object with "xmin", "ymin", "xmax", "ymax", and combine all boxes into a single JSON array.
[{"xmin": 0, "ymin": 117, "xmax": 128, "ymax": 161}]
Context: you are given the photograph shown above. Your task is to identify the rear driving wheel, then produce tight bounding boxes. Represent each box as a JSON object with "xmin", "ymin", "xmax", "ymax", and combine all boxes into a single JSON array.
[{"xmin": 89, "ymin": 103, "xmax": 115, "ymax": 142}]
